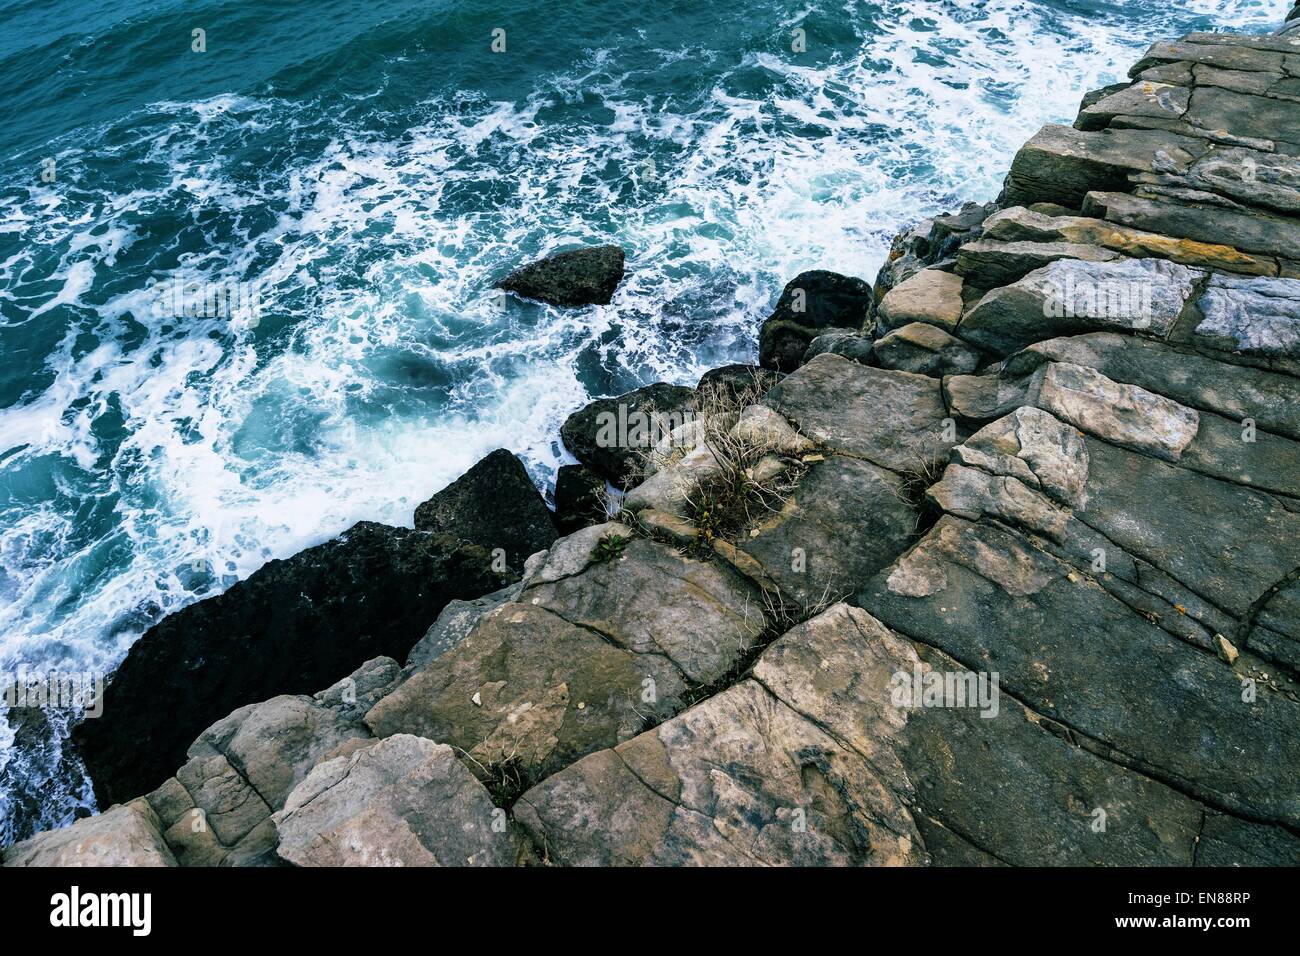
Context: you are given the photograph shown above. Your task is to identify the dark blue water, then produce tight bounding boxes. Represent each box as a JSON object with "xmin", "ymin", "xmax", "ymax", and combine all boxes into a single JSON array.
[{"xmin": 0, "ymin": 0, "xmax": 1283, "ymax": 843}]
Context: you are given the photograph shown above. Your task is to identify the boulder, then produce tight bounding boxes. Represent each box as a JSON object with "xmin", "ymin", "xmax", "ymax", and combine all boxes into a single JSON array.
[
  {"xmin": 763, "ymin": 354, "xmax": 959, "ymax": 471},
  {"xmin": 274, "ymin": 735, "xmax": 516, "ymax": 866},
  {"xmin": 73, "ymin": 522, "xmax": 508, "ymax": 808},
  {"xmin": 696, "ymin": 364, "xmax": 781, "ymax": 401},
  {"xmin": 873, "ymin": 322, "xmax": 983, "ymax": 376},
  {"xmin": 876, "ymin": 267, "xmax": 964, "ymax": 334},
  {"xmin": 560, "ymin": 382, "xmax": 695, "ymax": 485},
  {"xmin": 802, "ymin": 329, "xmax": 875, "ymax": 365},
  {"xmin": 494, "ymin": 245, "xmax": 625, "ymax": 307},
  {"xmin": 413, "ymin": 449, "xmax": 556, "ymax": 572},
  {"xmin": 955, "ymin": 239, "xmax": 1122, "ymax": 287},
  {"xmin": 874, "ymin": 202, "xmax": 995, "ymax": 301},
  {"xmin": 758, "ymin": 271, "xmax": 874, "ymax": 371},
  {"xmin": 957, "ymin": 257, "xmax": 1203, "ymax": 356},
  {"xmin": 2, "ymin": 798, "xmax": 174, "ymax": 867}
]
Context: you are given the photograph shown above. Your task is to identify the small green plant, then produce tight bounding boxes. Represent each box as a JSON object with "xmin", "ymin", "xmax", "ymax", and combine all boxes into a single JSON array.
[{"xmin": 591, "ymin": 532, "xmax": 630, "ymax": 563}]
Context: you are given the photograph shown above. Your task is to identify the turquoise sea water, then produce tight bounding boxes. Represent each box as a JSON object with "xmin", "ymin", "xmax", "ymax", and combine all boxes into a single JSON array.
[{"xmin": 0, "ymin": 0, "xmax": 1284, "ymax": 842}]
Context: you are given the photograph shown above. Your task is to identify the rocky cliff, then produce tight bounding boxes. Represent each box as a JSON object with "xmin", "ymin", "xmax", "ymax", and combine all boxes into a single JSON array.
[{"xmin": 7, "ymin": 16, "xmax": 1300, "ymax": 867}]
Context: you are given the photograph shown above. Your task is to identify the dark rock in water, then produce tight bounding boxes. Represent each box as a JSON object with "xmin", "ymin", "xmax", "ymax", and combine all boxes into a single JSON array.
[
  {"xmin": 560, "ymin": 382, "xmax": 695, "ymax": 486},
  {"xmin": 758, "ymin": 270, "xmax": 874, "ymax": 372},
  {"xmin": 414, "ymin": 449, "xmax": 557, "ymax": 571},
  {"xmin": 72, "ymin": 522, "xmax": 509, "ymax": 808},
  {"xmin": 495, "ymin": 246, "xmax": 626, "ymax": 307},
  {"xmin": 553, "ymin": 464, "xmax": 606, "ymax": 534},
  {"xmin": 696, "ymin": 363, "xmax": 782, "ymax": 400}
]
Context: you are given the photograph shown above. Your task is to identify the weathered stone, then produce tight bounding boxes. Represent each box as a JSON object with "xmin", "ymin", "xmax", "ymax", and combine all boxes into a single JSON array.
[
  {"xmin": 365, "ymin": 600, "xmax": 689, "ymax": 786},
  {"xmin": 874, "ymin": 203, "xmax": 993, "ymax": 302},
  {"xmin": 952, "ymin": 406, "xmax": 1090, "ymax": 508},
  {"xmin": 2, "ymin": 799, "xmax": 175, "ymax": 867},
  {"xmin": 728, "ymin": 454, "xmax": 918, "ymax": 607},
  {"xmin": 730, "ymin": 404, "xmax": 816, "ymax": 457},
  {"xmin": 1192, "ymin": 274, "xmax": 1300, "ymax": 359},
  {"xmin": 515, "ymin": 678, "xmax": 922, "ymax": 867},
  {"xmin": 1001, "ymin": 124, "xmax": 1208, "ymax": 208},
  {"xmin": 956, "ymin": 239, "xmax": 1121, "ymax": 286},
  {"xmin": 1183, "ymin": 86, "xmax": 1300, "ymax": 149},
  {"xmin": 981, "ymin": 205, "xmax": 1275, "ymax": 276},
  {"xmin": 522, "ymin": 535, "xmax": 767, "ymax": 684},
  {"xmin": 958, "ymin": 257, "xmax": 1202, "ymax": 356},
  {"xmin": 1077, "ymin": 81, "xmax": 1190, "ymax": 131},
  {"xmin": 1027, "ymin": 361, "xmax": 1200, "ymax": 462},
  {"xmin": 275, "ymin": 735, "xmax": 515, "ymax": 866},
  {"xmin": 858, "ymin": 515, "xmax": 1300, "ymax": 827},
  {"xmin": 873, "ymin": 322, "xmax": 983, "ymax": 376},
  {"xmin": 175, "ymin": 753, "xmax": 272, "ymax": 848},
  {"xmin": 406, "ymin": 581, "xmax": 523, "ymax": 669},
  {"xmin": 943, "ymin": 369, "xmax": 1030, "ymax": 422},
  {"xmin": 803, "ymin": 328, "xmax": 875, "ymax": 365},
  {"xmin": 1004, "ymin": 332, "xmax": 1300, "ymax": 441},
  {"xmin": 1084, "ymin": 190, "xmax": 1300, "ymax": 261},
  {"xmin": 876, "ymin": 267, "xmax": 964, "ymax": 333},
  {"xmin": 1131, "ymin": 39, "xmax": 1288, "ymax": 79},
  {"xmin": 495, "ymin": 245, "xmax": 625, "ymax": 307},
  {"xmin": 763, "ymin": 354, "xmax": 958, "ymax": 471},
  {"xmin": 413, "ymin": 449, "xmax": 556, "ymax": 571}
]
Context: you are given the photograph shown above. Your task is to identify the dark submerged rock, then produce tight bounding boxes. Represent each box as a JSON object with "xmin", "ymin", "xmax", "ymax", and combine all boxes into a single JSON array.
[
  {"xmin": 413, "ymin": 448, "xmax": 557, "ymax": 571},
  {"xmin": 758, "ymin": 270, "xmax": 875, "ymax": 372},
  {"xmin": 559, "ymin": 382, "xmax": 695, "ymax": 486},
  {"xmin": 552, "ymin": 463, "xmax": 606, "ymax": 534},
  {"xmin": 495, "ymin": 245, "xmax": 626, "ymax": 307},
  {"xmin": 73, "ymin": 522, "xmax": 509, "ymax": 808}
]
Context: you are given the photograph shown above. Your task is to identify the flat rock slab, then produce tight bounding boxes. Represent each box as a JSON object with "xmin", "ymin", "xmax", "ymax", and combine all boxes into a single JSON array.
[
  {"xmin": 763, "ymin": 353, "xmax": 958, "ymax": 471},
  {"xmin": 275, "ymin": 735, "xmax": 515, "ymax": 866},
  {"xmin": 514, "ymin": 676, "xmax": 922, "ymax": 866},
  {"xmin": 1192, "ymin": 274, "xmax": 1300, "ymax": 360},
  {"xmin": 857, "ymin": 515, "xmax": 1300, "ymax": 828},
  {"xmin": 521, "ymin": 534, "xmax": 768, "ymax": 684},
  {"xmin": 729, "ymin": 454, "xmax": 918, "ymax": 607},
  {"xmin": 958, "ymin": 257, "xmax": 1202, "ymax": 356},
  {"xmin": 365, "ymin": 600, "xmax": 689, "ymax": 789}
]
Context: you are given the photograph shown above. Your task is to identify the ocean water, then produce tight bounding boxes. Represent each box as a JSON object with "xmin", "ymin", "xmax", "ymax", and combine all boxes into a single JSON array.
[{"xmin": 0, "ymin": 0, "xmax": 1284, "ymax": 844}]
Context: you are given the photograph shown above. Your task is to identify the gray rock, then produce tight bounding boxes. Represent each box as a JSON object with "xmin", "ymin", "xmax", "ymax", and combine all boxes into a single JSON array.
[
  {"xmin": 763, "ymin": 354, "xmax": 959, "ymax": 472},
  {"xmin": 405, "ymin": 581, "xmax": 523, "ymax": 669},
  {"xmin": 728, "ymin": 454, "xmax": 918, "ymax": 607},
  {"xmin": 365, "ymin": 600, "xmax": 690, "ymax": 787},
  {"xmin": 1192, "ymin": 274, "xmax": 1300, "ymax": 359},
  {"xmin": 1027, "ymin": 361, "xmax": 1200, "ymax": 462},
  {"xmin": 1001, "ymin": 124, "xmax": 1208, "ymax": 208},
  {"xmin": 956, "ymin": 239, "xmax": 1122, "ymax": 287},
  {"xmin": 560, "ymin": 382, "xmax": 696, "ymax": 485},
  {"xmin": 873, "ymin": 322, "xmax": 983, "ymax": 376},
  {"xmin": 3, "ymin": 799, "xmax": 175, "ymax": 867},
  {"xmin": 275, "ymin": 735, "xmax": 515, "ymax": 866},
  {"xmin": 876, "ymin": 267, "xmax": 964, "ymax": 333},
  {"xmin": 958, "ymin": 257, "xmax": 1203, "ymax": 356},
  {"xmin": 803, "ymin": 328, "xmax": 875, "ymax": 365},
  {"xmin": 759, "ymin": 270, "xmax": 875, "ymax": 372},
  {"xmin": 858, "ymin": 515, "xmax": 1300, "ymax": 828},
  {"xmin": 1084, "ymin": 190, "xmax": 1300, "ymax": 261}
]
